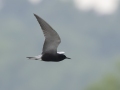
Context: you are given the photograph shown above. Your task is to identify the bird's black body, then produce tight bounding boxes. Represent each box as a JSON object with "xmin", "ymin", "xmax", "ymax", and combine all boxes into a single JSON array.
[{"xmin": 41, "ymin": 53, "xmax": 67, "ymax": 62}]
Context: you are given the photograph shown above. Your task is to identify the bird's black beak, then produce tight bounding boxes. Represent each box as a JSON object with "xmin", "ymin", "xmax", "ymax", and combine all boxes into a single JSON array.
[{"xmin": 66, "ymin": 57, "xmax": 71, "ymax": 59}]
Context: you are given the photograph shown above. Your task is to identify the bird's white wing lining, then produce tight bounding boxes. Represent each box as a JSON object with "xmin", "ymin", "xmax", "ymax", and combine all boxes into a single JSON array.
[{"xmin": 57, "ymin": 51, "xmax": 65, "ymax": 54}]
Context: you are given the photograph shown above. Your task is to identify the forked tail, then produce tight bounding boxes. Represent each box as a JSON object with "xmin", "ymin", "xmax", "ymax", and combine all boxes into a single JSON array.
[
  {"xmin": 26, "ymin": 57, "xmax": 39, "ymax": 60},
  {"xmin": 26, "ymin": 55, "xmax": 42, "ymax": 60}
]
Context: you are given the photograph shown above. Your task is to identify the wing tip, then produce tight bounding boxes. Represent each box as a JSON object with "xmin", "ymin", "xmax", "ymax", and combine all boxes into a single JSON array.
[
  {"xmin": 33, "ymin": 13, "xmax": 41, "ymax": 20},
  {"xmin": 33, "ymin": 13, "xmax": 37, "ymax": 17}
]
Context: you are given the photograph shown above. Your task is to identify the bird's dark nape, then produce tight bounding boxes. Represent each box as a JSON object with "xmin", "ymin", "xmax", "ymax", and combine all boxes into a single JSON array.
[{"xmin": 56, "ymin": 54, "xmax": 70, "ymax": 61}]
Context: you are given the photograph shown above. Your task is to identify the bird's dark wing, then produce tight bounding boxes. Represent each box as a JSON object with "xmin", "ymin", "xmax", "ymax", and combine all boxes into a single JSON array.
[{"xmin": 34, "ymin": 14, "xmax": 61, "ymax": 54}]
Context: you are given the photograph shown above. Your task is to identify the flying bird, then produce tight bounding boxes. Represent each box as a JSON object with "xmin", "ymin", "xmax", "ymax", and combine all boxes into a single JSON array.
[{"xmin": 27, "ymin": 14, "xmax": 71, "ymax": 62}]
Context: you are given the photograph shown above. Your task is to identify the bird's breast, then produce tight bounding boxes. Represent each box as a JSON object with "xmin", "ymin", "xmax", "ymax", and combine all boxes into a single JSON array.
[{"xmin": 41, "ymin": 53, "xmax": 58, "ymax": 61}]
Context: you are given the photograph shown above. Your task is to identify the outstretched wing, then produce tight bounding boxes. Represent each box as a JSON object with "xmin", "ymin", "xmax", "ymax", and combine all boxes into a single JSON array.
[{"xmin": 34, "ymin": 14, "xmax": 61, "ymax": 54}]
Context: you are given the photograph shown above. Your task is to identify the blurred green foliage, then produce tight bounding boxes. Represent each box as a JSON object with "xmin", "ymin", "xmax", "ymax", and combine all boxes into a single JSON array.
[
  {"xmin": 87, "ymin": 61, "xmax": 120, "ymax": 90},
  {"xmin": 87, "ymin": 75, "xmax": 120, "ymax": 90}
]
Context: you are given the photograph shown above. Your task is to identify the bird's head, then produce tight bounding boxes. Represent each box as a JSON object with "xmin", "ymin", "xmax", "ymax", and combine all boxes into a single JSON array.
[{"xmin": 58, "ymin": 54, "xmax": 71, "ymax": 60}]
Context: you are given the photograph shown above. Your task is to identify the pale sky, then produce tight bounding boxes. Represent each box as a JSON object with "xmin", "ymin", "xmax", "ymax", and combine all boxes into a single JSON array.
[
  {"xmin": 0, "ymin": 0, "xmax": 119, "ymax": 15},
  {"xmin": 0, "ymin": 0, "xmax": 120, "ymax": 90},
  {"xmin": 0, "ymin": 0, "xmax": 4, "ymax": 10},
  {"xmin": 73, "ymin": 0, "xmax": 119, "ymax": 15},
  {"xmin": 28, "ymin": 0, "xmax": 42, "ymax": 5},
  {"xmin": 27, "ymin": 0, "xmax": 119, "ymax": 15}
]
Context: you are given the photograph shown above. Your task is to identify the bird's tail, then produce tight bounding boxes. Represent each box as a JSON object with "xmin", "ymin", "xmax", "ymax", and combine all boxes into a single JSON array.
[
  {"xmin": 26, "ymin": 55, "xmax": 42, "ymax": 60},
  {"xmin": 26, "ymin": 57, "xmax": 39, "ymax": 60}
]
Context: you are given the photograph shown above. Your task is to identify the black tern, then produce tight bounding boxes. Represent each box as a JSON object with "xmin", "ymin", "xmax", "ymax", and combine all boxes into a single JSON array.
[{"xmin": 27, "ymin": 14, "xmax": 71, "ymax": 62}]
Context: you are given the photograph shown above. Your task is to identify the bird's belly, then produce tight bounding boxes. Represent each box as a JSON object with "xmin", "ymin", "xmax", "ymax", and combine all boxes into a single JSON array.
[{"xmin": 41, "ymin": 54, "xmax": 61, "ymax": 62}]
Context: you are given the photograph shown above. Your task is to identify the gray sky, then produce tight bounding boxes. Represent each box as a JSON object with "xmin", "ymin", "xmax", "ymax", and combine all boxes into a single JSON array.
[{"xmin": 0, "ymin": 0, "xmax": 120, "ymax": 90}]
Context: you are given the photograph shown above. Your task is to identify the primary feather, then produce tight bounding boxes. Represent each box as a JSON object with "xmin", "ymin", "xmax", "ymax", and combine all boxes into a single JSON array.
[{"xmin": 34, "ymin": 14, "xmax": 61, "ymax": 54}]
